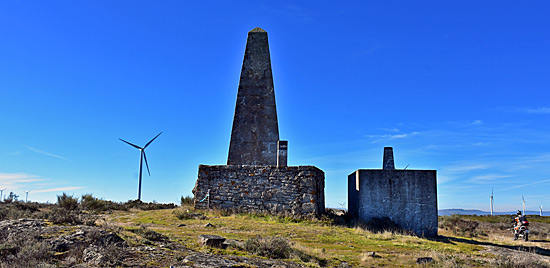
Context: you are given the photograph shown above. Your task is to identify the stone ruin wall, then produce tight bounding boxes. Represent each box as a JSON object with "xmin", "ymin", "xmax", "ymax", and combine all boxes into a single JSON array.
[{"xmin": 193, "ymin": 165, "xmax": 325, "ymax": 216}]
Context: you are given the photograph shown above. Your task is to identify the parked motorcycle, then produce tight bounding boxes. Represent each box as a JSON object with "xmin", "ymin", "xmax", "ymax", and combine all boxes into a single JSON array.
[{"xmin": 512, "ymin": 216, "xmax": 530, "ymax": 241}]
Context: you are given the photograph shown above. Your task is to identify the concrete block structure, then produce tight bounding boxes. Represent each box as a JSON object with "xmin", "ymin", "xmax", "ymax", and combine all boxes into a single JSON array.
[
  {"xmin": 193, "ymin": 28, "xmax": 325, "ymax": 217},
  {"xmin": 348, "ymin": 147, "xmax": 438, "ymax": 236}
]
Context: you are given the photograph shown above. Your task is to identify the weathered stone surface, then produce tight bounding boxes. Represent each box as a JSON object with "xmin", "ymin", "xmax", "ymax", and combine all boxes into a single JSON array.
[
  {"xmin": 198, "ymin": 234, "xmax": 226, "ymax": 248},
  {"xmin": 383, "ymin": 147, "xmax": 395, "ymax": 170},
  {"xmin": 193, "ymin": 165, "xmax": 325, "ymax": 216},
  {"xmin": 227, "ymin": 27, "xmax": 280, "ymax": 166},
  {"xmin": 348, "ymin": 149, "xmax": 438, "ymax": 237}
]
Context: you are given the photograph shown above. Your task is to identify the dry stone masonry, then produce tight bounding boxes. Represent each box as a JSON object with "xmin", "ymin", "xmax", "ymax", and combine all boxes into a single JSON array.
[
  {"xmin": 194, "ymin": 165, "xmax": 324, "ymax": 215},
  {"xmin": 193, "ymin": 27, "xmax": 325, "ymax": 217}
]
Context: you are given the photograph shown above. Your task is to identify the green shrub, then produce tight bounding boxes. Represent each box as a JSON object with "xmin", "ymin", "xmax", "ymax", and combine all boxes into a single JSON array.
[
  {"xmin": 180, "ymin": 195, "xmax": 194, "ymax": 206},
  {"xmin": 80, "ymin": 194, "xmax": 116, "ymax": 212},
  {"xmin": 57, "ymin": 193, "xmax": 78, "ymax": 210},
  {"xmin": 3, "ymin": 192, "xmax": 18, "ymax": 203},
  {"xmin": 173, "ymin": 209, "xmax": 194, "ymax": 220}
]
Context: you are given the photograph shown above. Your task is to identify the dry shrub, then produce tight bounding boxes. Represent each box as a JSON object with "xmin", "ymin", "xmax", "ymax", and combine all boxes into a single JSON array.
[
  {"xmin": 131, "ymin": 225, "xmax": 168, "ymax": 242},
  {"xmin": 439, "ymin": 214, "xmax": 483, "ymax": 237},
  {"xmin": 244, "ymin": 236, "xmax": 292, "ymax": 259}
]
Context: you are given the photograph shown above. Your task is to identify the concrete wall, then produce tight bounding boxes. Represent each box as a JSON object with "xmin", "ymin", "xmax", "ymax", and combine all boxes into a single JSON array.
[
  {"xmin": 193, "ymin": 165, "xmax": 325, "ymax": 216},
  {"xmin": 348, "ymin": 169, "xmax": 438, "ymax": 236}
]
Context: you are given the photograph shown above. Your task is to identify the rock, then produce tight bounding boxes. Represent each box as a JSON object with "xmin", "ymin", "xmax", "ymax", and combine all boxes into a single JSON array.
[
  {"xmin": 197, "ymin": 234, "xmax": 226, "ymax": 248},
  {"xmin": 177, "ymin": 224, "xmax": 186, "ymax": 227},
  {"xmin": 416, "ymin": 257, "xmax": 434, "ymax": 264},
  {"xmin": 365, "ymin": 251, "xmax": 376, "ymax": 257},
  {"xmin": 204, "ymin": 223, "xmax": 215, "ymax": 228}
]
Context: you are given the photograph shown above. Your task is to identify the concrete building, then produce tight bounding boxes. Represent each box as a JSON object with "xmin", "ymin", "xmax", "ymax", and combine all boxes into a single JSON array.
[
  {"xmin": 348, "ymin": 147, "xmax": 438, "ymax": 236},
  {"xmin": 193, "ymin": 28, "xmax": 325, "ymax": 216}
]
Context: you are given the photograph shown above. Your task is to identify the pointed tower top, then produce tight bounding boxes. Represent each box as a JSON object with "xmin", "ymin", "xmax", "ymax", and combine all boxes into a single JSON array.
[
  {"xmin": 249, "ymin": 27, "xmax": 266, "ymax": 33},
  {"xmin": 228, "ymin": 27, "xmax": 279, "ymax": 165}
]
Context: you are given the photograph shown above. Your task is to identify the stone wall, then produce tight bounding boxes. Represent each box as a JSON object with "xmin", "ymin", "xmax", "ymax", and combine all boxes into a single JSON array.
[
  {"xmin": 193, "ymin": 165, "xmax": 325, "ymax": 216},
  {"xmin": 348, "ymin": 169, "xmax": 438, "ymax": 236}
]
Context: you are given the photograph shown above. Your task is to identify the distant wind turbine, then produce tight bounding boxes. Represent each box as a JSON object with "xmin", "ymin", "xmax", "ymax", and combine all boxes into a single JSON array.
[
  {"xmin": 24, "ymin": 190, "xmax": 31, "ymax": 203},
  {"xmin": 522, "ymin": 195, "xmax": 526, "ymax": 215},
  {"xmin": 490, "ymin": 189, "xmax": 494, "ymax": 216},
  {"xmin": 120, "ymin": 132, "xmax": 162, "ymax": 201},
  {"xmin": 540, "ymin": 205, "xmax": 543, "ymax": 217},
  {"xmin": 0, "ymin": 188, "xmax": 6, "ymax": 201}
]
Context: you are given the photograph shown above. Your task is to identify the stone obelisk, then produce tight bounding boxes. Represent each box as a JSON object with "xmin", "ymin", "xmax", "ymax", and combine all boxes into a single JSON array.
[{"xmin": 227, "ymin": 27, "xmax": 279, "ymax": 166}]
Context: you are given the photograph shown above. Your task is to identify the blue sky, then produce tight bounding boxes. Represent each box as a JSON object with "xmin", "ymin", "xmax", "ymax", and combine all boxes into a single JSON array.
[{"xmin": 1, "ymin": 1, "xmax": 549, "ymax": 212}]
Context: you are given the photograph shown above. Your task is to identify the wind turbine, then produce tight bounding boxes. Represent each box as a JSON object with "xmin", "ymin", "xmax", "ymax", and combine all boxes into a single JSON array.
[
  {"xmin": 490, "ymin": 189, "xmax": 494, "ymax": 216},
  {"xmin": 24, "ymin": 190, "xmax": 31, "ymax": 203},
  {"xmin": 540, "ymin": 205, "xmax": 543, "ymax": 217},
  {"xmin": 522, "ymin": 195, "xmax": 526, "ymax": 215},
  {"xmin": 0, "ymin": 188, "xmax": 6, "ymax": 201},
  {"xmin": 120, "ymin": 132, "xmax": 162, "ymax": 201}
]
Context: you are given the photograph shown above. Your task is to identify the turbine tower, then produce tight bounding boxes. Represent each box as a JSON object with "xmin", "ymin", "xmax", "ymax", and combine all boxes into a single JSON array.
[
  {"xmin": 522, "ymin": 195, "xmax": 526, "ymax": 215},
  {"xmin": 540, "ymin": 205, "xmax": 543, "ymax": 216},
  {"xmin": 24, "ymin": 190, "xmax": 31, "ymax": 203},
  {"xmin": 490, "ymin": 189, "xmax": 494, "ymax": 216},
  {"xmin": 0, "ymin": 188, "xmax": 6, "ymax": 201},
  {"xmin": 120, "ymin": 132, "xmax": 162, "ymax": 201}
]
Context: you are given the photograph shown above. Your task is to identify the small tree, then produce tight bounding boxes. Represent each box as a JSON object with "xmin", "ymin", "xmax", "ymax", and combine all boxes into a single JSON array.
[
  {"xmin": 57, "ymin": 193, "xmax": 79, "ymax": 210},
  {"xmin": 4, "ymin": 192, "xmax": 18, "ymax": 203}
]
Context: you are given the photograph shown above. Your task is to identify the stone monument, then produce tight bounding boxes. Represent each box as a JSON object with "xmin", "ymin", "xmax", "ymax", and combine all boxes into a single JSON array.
[
  {"xmin": 193, "ymin": 28, "xmax": 325, "ymax": 216},
  {"xmin": 348, "ymin": 147, "xmax": 438, "ymax": 236}
]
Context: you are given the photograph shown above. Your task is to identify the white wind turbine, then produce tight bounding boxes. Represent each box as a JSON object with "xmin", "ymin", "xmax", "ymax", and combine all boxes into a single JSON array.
[
  {"xmin": 0, "ymin": 188, "xmax": 6, "ymax": 201},
  {"xmin": 490, "ymin": 189, "xmax": 494, "ymax": 216},
  {"xmin": 24, "ymin": 190, "xmax": 31, "ymax": 203},
  {"xmin": 540, "ymin": 205, "xmax": 543, "ymax": 217},
  {"xmin": 120, "ymin": 132, "xmax": 162, "ymax": 201},
  {"xmin": 522, "ymin": 196, "xmax": 526, "ymax": 215}
]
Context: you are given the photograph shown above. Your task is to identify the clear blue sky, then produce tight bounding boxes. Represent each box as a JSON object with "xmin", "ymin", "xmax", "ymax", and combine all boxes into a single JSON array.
[{"xmin": 1, "ymin": 1, "xmax": 549, "ymax": 212}]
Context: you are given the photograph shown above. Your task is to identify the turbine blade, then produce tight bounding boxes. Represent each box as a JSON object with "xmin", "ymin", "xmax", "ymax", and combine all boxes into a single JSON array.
[
  {"xmin": 144, "ymin": 132, "xmax": 162, "ymax": 149},
  {"xmin": 119, "ymin": 138, "xmax": 142, "ymax": 149},
  {"xmin": 143, "ymin": 151, "xmax": 151, "ymax": 176}
]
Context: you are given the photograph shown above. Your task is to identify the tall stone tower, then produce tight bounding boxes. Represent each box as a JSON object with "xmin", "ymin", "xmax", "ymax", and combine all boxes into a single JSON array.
[
  {"xmin": 193, "ymin": 28, "xmax": 325, "ymax": 217},
  {"xmin": 227, "ymin": 27, "xmax": 279, "ymax": 166}
]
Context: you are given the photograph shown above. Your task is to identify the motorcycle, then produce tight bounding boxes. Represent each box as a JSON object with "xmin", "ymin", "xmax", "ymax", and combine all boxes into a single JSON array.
[{"xmin": 512, "ymin": 216, "xmax": 530, "ymax": 241}]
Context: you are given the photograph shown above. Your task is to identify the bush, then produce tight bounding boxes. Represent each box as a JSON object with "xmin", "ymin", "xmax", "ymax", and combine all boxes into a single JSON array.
[
  {"xmin": 57, "ymin": 193, "xmax": 78, "ymax": 210},
  {"xmin": 131, "ymin": 226, "xmax": 168, "ymax": 242},
  {"xmin": 3, "ymin": 192, "xmax": 18, "ymax": 203},
  {"xmin": 173, "ymin": 209, "xmax": 194, "ymax": 220},
  {"xmin": 80, "ymin": 194, "xmax": 119, "ymax": 212},
  {"xmin": 180, "ymin": 195, "xmax": 194, "ymax": 206},
  {"xmin": 48, "ymin": 207, "xmax": 82, "ymax": 225},
  {"xmin": 244, "ymin": 236, "xmax": 292, "ymax": 259},
  {"xmin": 440, "ymin": 214, "xmax": 481, "ymax": 237}
]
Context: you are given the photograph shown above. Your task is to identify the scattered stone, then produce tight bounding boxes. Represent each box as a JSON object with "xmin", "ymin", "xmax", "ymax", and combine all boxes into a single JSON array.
[
  {"xmin": 365, "ymin": 251, "xmax": 376, "ymax": 258},
  {"xmin": 338, "ymin": 262, "xmax": 351, "ymax": 268},
  {"xmin": 177, "ymin": 224, "xmax": 186, "ymax": 227},
  {"xmin": 204, "ymin": 223, "xmax": 215, "ymax": 228},
  {"xmin": 198, "ymin": 234, "xmax": 226, "ymax": 248},
  {"xmin": 416, "ymin": 257, "xmax": 434, "ymax": 264}
]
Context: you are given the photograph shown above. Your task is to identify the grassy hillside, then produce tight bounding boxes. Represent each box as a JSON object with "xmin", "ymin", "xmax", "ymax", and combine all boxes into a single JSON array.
[{"xmin": 1, "ymin": 196, "xmax": 549, "ymax": 267}]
